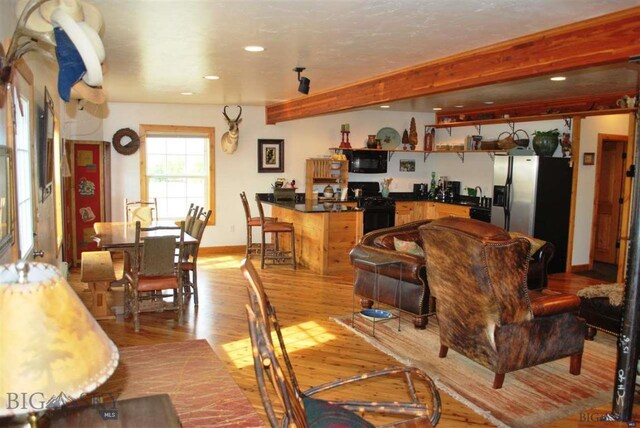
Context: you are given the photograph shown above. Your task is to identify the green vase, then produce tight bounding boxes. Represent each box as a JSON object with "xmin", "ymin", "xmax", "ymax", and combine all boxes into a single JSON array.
[
  {"xmin": 532, "ymin": 131, "xmax": 560, "ymax": 156},
  {"xmin": 381, "ymin": 187, "xmax": 390, "ymax": 198}
]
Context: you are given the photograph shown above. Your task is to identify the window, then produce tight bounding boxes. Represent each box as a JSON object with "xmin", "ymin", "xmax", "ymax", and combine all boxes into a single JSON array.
[
  {"xmin": 139, "ymin": 125, "xmax": 215, "ymax": 223},
  {"xmin": 14, "ymin": 93, "xmax": 34, "ymax": 258}
]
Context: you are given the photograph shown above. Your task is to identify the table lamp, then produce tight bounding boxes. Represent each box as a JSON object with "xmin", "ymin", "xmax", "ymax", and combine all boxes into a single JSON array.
[{"xmin": 0, "ymin": 262, "xmax": 119, "ymax": 426}]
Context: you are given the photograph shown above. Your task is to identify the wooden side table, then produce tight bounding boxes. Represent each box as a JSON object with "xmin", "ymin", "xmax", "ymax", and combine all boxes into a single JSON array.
[{"xmin": 81, "ymin": 251, "xmax": 117, "ymax": 320}]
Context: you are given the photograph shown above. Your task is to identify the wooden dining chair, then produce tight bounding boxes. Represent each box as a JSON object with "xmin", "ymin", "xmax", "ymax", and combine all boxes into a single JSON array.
[
  {"xmin": 124, "ymin": 197, "xmax": 158, "ymax": 222},
  {"xmin": 124, "ymin": 221, "xmax": 186, "ymax": 332},
  {"xmin": 181, "ymin": 208, "xmax": 211, "ymax": 306},
  {"xmin": 184, "ymin": 203, "xmax": 202, "ymax": 235},
  {"xmin": 241, "ymin": 258, "xmax": 442, "ymax": 427}
]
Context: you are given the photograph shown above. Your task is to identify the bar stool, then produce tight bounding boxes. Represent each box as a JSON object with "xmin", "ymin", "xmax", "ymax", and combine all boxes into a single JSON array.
[
  {"xmin": 254, "ymin": 195, "xmax": 296, "ymax": 269},
  {"xmin": 240, "ymin": 192, "xmax": 276, "ymax": 258}
]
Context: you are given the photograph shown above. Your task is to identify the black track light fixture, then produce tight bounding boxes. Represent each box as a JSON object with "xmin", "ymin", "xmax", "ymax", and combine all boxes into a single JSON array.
[{"xmin": 293, "ymin": 66, "xmax": 310, "ymax": 95}]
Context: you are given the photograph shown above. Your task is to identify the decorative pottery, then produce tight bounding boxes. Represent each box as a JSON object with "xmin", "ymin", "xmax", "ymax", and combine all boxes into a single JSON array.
[
  {"xmin": 367, "ymin": 134, "xmax": 377, "ymax": 149},
  {"xmin": 532, "ymin": 130, "xmax": 560, "ymax": 156},
  {"xmin": 381, "ymin": 187, "xmax": 390, "ymax": 198},
  {"xmin": 323, "ymin": 185, "xmax": 334, "ymax": 198},
  {"xmin": 376, "ymin": 127, "xmax": 401, "ymax": 150}
]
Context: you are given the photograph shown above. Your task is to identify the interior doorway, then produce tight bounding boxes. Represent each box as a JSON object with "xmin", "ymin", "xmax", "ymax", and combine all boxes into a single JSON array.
[{"xmin": 589, "ymin": 134, "xmax": 628, "ymax": 283}]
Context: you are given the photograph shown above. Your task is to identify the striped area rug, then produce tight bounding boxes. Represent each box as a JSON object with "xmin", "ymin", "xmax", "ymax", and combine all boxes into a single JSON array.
[{"xmin": 335, "ymin": 315, "xmax": 616, "ymax": 428}]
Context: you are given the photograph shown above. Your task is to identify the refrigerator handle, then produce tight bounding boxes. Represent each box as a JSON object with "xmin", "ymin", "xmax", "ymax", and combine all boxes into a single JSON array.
[{"xmin": 503, "ymin": 156, "xmax": 513, "ymax": 230}]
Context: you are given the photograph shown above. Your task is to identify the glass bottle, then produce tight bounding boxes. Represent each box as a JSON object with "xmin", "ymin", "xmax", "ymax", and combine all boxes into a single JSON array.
[{"xmin": 428, "ymin": 172, "xmax": 437, "ymax": 200}]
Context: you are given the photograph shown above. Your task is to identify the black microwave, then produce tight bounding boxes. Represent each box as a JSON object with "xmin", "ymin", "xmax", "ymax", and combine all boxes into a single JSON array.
[{"xmin": 346, "ymin": 150, "xmax": 388, "ymax": 174}]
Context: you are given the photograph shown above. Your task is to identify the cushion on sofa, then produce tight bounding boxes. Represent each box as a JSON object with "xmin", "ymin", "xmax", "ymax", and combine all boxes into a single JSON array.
[
  {"xmin": 394, "ymin": 237, "xmax": 425, "ymax": 257},
  {"xmin": 509, "ymin": 231, "xmax": 546, "ymax": 256},
  {"xmin": 374, "ymin": 230, "xmax": 422, "ymax": 250}
]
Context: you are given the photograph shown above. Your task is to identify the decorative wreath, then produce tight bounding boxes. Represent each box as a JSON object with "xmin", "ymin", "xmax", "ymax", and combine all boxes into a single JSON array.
[{"xmin": 112, "ymin": 128, "xmax": 140, "ymax": 155}]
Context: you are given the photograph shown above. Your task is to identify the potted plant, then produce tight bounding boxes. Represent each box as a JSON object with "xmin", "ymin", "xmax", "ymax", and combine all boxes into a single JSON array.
[{"xmin": 532, "ymin": 129, "xmax": 560, "ymax": 156}]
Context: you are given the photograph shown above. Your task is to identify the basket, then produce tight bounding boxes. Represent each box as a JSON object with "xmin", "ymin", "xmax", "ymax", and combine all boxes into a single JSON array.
[
  {"xmin": 497, "ymin": 131, "xmax": 516, "ymax": 150},
  {"xmin": 479, "ymin": 139, "xmax": 498, "ymax": 150},
  {"xmin": 512, "ymin": 129, "xmax": 530, "ymax": 147}
]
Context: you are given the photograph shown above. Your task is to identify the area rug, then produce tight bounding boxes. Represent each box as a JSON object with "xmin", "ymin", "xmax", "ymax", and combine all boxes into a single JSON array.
[
  {"xmin": 334, "ymin": 315, "xmax": 616, "ymax": 428},
  {"xmin": 95, "ymin": 339, "xmax": 265, "ymax": 427}
]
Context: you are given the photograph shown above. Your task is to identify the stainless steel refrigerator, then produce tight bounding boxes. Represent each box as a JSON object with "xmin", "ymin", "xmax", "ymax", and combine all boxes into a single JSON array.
[{"xmin": 492, "ymin": 155, "xmax": 572, "ymax": 273}]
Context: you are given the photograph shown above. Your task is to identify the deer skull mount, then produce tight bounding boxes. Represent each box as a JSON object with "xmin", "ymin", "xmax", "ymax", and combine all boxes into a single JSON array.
[{"xmin": 221, "ymin": 105, "xmax": 242, "ymax": 154}]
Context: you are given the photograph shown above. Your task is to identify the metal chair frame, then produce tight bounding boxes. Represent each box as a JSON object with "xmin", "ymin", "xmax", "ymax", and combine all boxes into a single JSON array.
[{"xmin": 241, "ymin": 258, "xmax": 442, "ymax": 427}]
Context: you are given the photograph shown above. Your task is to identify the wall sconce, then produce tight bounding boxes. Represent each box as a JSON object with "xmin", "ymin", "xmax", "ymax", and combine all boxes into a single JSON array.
[{"xmin": 293, "ymin": 67, "xmax": 310, "ymax": 95}]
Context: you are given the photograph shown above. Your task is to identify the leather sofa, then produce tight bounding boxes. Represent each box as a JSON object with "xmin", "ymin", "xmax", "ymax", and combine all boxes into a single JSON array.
[
  {"xmin": 349, "ymin": 219, "xmax": 556, "ymax": 329},
  {"xmin": 350, "ymin": 220, "xmax": 433, "ymax": 329},
  {"xmin": 420, "ymin": 217, "xmax": 585, "ymax": 389}
]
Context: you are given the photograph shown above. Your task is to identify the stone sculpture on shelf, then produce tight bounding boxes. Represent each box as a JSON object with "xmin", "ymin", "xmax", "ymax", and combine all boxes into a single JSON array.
[{"xmin": 409, "ymin": 117, "xmax": 418, "ymax": 149}]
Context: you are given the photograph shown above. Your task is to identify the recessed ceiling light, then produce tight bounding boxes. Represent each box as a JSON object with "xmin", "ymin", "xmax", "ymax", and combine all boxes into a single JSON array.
[
  {"xmin": 454, "ymin": 105, "xmax": 464, "ymax": 108},
  {"xmin": 181, "ymin": 92, "xmax": 193, "ymax": 96},
  {"xmin": 483, "ymin": 101, "xmax": 494, "ymax": 105},
  {"xmin": 550, "ymin": 76, "xmax": 566, "ymax": 81},
  {"xmin": 379, "ymin": 105, "xmax": 390, "ymax": 109},
  {"xmin": 204, "ymin": 75, "xmax": 220, "ymax": 80},
  {"xmin": 432, "ymin": 107, "xmax": 442, "ymax": 111},
  {"xmin": 244, "ymin": 45, "xmax": 265, "ymax": 52}
]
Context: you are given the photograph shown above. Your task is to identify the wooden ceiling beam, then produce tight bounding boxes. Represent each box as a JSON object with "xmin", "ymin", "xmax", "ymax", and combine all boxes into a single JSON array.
[{"xmin": 266, "ymin": 6, "xmax": 640, "ymax": 124}]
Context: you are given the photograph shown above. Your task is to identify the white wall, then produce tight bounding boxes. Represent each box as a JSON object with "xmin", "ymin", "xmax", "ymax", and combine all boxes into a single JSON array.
[
  {"xmin": 103, "ymin": 102, "xmax": 432, "ymax": 246},
  {"xmin": 572, "ymin": 114, "xmax": 631, "ymax": 265}
]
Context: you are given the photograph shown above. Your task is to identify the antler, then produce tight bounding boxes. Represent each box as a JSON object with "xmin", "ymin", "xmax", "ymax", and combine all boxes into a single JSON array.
[{"xmin": 223, "ymin": 105, "xmax": 242, "ymax": 122}]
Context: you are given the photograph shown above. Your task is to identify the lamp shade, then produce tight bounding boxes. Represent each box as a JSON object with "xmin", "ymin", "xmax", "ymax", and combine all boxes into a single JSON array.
[{"xmin": 0, "ymin": 262, "xmax": 119, "ymax": 417}]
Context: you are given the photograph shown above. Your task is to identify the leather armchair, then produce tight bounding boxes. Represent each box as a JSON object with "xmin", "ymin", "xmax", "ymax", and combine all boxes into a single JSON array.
[
  {"xmin": 350, "ymin": 220, "xmax": 433, "ymax": 329},
  {"xmin": 419, "ymin": 217, "xmax": 585, "ymax": 389}
]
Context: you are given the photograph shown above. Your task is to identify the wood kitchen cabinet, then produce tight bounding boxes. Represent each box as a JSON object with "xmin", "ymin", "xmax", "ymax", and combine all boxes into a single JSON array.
[
  {"xmin": 395, "ymin": 201, "xmax": 415, "ymax": 226},
  {"xmin": 394, "ymin": 201, "xmax": 469, "ymax": 226},
  {"xmin": 433, "ymin": 203, "xmax": 470, "ymax": 219},
  {"xmin": 305, "ymin": 158, "xmax": 348, "ymax": 201}
]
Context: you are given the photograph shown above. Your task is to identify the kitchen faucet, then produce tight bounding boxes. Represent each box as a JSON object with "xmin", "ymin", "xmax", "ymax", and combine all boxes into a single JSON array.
[{"xmin": 475, "ymin": 186, "xmax": 483, "ymax": 198}]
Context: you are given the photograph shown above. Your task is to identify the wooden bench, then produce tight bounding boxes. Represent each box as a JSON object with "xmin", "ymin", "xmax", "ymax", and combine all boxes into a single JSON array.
[{"xmin": 81, "ymin": 251, "xmax": 117, "ymax": 320}]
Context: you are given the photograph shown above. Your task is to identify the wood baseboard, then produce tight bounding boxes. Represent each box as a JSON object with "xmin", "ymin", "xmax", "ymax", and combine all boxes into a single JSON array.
[
  {"xmin": 199, "ymin": 246, "xmax": 245, "ymax": 255},
  {"xmin": 571, "ymin": 264, "xmax": 592, "ymax": 272}
]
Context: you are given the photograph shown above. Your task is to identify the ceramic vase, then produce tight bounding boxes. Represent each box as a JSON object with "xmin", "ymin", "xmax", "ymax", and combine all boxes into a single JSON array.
[
  {"xmin": 381, "ymin": 187, "xmax": 390, "ymax": 198},
  {"xmin": 532, "ymin": 132, "xmax": 560, "ymax": 156}
]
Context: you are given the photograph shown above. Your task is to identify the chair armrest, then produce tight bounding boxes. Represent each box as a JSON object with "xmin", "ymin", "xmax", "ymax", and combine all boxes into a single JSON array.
[
  {"xmin": 303, "ymin": 366, "xmax": 441, "ymax": 425},
  {"xmin": 531, "ymin": 241, "xmax": 555, "ymax": 264},
  {"xmin": 349, "ymin": 244, "xmax": 425, "ymax": 285},
  {"xmin": 528, "ymin": 289, "xmax": 581, "ymax": 317}
]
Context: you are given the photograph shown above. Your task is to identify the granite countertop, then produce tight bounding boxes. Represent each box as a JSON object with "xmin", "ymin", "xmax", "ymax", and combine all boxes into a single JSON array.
[
  {"xmin": 261, "ymin": 200, "xmax": 362, "ymax": 213},
  {"xmin": 257, "ymin": 192, "xmax": 491, "ymax": 211}
]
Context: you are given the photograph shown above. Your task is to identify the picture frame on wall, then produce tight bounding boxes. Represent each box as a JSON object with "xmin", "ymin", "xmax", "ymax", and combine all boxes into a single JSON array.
[
  {"xmin": 583, "ymin": 152, "xmax": 595, "ymax": 165},
  {"xmin": 399, "ymin": 159, "xmax": 415, "ymax": 172},
  {"xmin": 258, "ymin": 139, "xmax": 284, "ymax": 173}
]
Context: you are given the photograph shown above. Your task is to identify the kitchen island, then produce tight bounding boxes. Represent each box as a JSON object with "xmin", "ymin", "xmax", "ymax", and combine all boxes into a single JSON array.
[{"xmin": 262, "ymin": 200, "xmax": 363, "ymax": 275}]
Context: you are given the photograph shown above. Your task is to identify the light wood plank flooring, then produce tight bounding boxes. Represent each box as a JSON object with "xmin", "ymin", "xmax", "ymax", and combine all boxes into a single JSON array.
[{"xmin": 69, "ymin": 253, "xmax": 636, "ymax": 427}]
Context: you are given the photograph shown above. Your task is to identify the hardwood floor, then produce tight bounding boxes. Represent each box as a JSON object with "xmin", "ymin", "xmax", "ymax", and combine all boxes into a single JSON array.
[{"xmin": 69, "ymin": 253, "xmax": 636, "ymax": 427}]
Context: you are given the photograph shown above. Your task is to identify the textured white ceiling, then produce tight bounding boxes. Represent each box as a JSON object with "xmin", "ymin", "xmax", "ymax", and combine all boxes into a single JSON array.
[{"xmin": 90, "ymin": 0, "xmax": 640, "ymax": 109}]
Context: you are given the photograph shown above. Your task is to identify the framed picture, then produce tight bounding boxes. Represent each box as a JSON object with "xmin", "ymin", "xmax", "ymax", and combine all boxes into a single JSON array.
[
  {"xmin": 399, "ymin": 159, "xmax": 415, "ymax": 172},
  {"xmin": 258, "ymin": 139, "xmax": 284, "ymax": 173},
  {"xmin": 583, "ymin": 152, "xmax": 595, "ymax": 165}
]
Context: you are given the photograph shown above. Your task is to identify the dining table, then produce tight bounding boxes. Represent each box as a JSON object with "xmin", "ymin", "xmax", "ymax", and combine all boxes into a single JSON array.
[{"xmin": 93, "ymin": 221, "xmax": 198, "ymax": 251}]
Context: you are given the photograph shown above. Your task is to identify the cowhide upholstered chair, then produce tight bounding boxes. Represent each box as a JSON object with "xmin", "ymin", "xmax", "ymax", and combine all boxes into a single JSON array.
[{"xmin": 419, "ymin": 217, "xmax": 585, "ymax": 389}]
